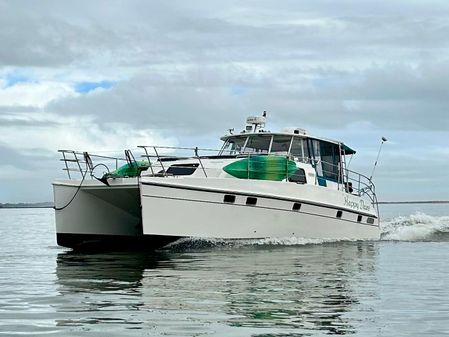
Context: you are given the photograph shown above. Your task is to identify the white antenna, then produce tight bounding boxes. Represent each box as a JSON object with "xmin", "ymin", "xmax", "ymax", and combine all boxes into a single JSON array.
[{"xmin": 370, "ymin": 137, "xmax": 387, "ymax": 181}]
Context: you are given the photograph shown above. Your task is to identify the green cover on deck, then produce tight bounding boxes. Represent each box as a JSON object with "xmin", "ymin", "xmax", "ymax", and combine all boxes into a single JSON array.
[
  {"xmin": 106, "ymin": 161, "xmax": 150, "ymax": 178},
  {"xmin": 223, "ymin": 155, "xmax": 298, "ymax": 181}
]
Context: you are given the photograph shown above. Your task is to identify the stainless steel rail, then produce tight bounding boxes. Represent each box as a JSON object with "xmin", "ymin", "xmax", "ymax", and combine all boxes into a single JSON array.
[
  {"xmin": 58, "ymin": 150, "xmax": 128, "ymax": 179},
  {"xmin": 58, "ymin": 146, "xmax": 378, "ymax": 213}
]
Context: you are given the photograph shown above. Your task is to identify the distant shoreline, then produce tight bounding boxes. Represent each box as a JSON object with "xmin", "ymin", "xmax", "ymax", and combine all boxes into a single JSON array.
[{"xmin": 0, "ymin": 203, "xmax": 54, "ymax": 209}]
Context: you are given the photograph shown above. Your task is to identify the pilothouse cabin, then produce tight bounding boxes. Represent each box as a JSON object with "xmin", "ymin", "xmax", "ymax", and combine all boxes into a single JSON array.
[{"xmin": 218, "ymin": 116, "xmax": 356, "ymax": 190}]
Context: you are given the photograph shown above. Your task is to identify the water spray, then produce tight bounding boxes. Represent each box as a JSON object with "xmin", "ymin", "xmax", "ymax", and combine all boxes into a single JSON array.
[{"xmin": 369, "ymin": 137, "xmax": 387, "ymax": 181}]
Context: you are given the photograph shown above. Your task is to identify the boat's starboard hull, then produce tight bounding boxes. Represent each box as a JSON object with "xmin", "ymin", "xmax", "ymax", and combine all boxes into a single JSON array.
[{"xmin": 140, "ymin": 177, "xmax": 380, "ymax": 241}]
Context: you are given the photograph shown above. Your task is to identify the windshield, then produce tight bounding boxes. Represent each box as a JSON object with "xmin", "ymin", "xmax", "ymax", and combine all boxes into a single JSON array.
[
  {"xmin": 220, "ymin": 137, "xmax": 247, "ymax": 155},
  {"xmin": 271, "ymin": 135, "xmax": 292, "ymax": 154},
  {"xmin": 243, "ymin": 135, "xmax": 272, "ymax": 154}
]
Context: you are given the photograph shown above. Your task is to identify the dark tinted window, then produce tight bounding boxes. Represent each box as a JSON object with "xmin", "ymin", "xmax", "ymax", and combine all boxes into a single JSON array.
[
  {"xmin": 224, "ymin": 195, "xmax": 236, "ymax": 203},
  {"xmin": 319, "ymin": 142, "xmax": 340, "ymax": 181},
  {"xmin": 246, "ymin": 197, "xmax": 257, "ymax": 205},
  {"xmin": 166, "ymin": 163, "xmax": 199, "ymax": 176},
  {"xmin": 288, "ymin": 168, "xmax": 307, "ymax": 184}
]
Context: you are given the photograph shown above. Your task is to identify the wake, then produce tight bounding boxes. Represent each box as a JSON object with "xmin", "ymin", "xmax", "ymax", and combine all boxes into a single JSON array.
[
  {"xmin": 381, "ymin": 212, "xmax": 449, "ymax": 241},
  {"xmin": 165, "ymin": 212, "xmax": 449, "ymax": 250}
]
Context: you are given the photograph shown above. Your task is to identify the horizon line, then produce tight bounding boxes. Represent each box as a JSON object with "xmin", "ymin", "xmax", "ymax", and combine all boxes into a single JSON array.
[{"xmin": 378, "ymin": 201, "xmax": 449, "ymax": 204}]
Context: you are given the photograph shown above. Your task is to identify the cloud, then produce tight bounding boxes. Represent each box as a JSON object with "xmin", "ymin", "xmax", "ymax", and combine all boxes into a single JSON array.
[
  {"xmin": 0, "ymin": 81, "xmax": 74, "ymax": 107},
  {"xmin": 44, "ymin": 61, "xmax": 449, "ymax": 134},
  {"xmin": 2, "ymin": 0, "xmax": 449, "ymax": 70},
  {"xmin": 1, "ymin": 0, "xmax": 449, "ymax": 202}
]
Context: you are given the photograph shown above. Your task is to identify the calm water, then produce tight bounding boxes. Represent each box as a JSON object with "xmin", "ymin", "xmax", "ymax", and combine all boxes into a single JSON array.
[{"xmin": 1, "ymin": 206, "xmax": 449, "ymax": 336}]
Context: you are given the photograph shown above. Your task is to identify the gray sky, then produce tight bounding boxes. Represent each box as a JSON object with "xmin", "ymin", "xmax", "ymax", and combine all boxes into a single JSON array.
[{"xmin": 1, "ymin": 0, "xmax": 448, "ymax": 202}]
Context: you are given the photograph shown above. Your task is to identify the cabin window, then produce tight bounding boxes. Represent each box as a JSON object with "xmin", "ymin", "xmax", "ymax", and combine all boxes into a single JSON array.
[
  {"xmin": 243, "ymin": 135, "xmax": 272, "ymax": 154},
  {"xmin": 270, "ymin": 135, "xmax": 293, "ymax": 154},
  {"xmin": 311, "ymin": 140, "xmax": 323, "ymax": 176},
  {"xmin": 246, "ymin": 197, "xmax": 258, "ymax": 205},
  {"xmin": 220, "ymin": 136, "xmax": 248, "ymax": 155},
  {"xmin": 319, "ymin": 142, "xmax": 340, "ymax": 181},
  {"xmin": 310, "ymin": 140, "xmax": 340, "ymax": 182},
  {"xmin": 290, "ymin": 137, "xmax": 308, "ymax": 163},
  {"xmin": 166, "ymin": 163, "xmax": 199, "ymax": 176},
  {"xmin": 288, "ymin": 168, "xmax": 307, "ymax": 184}
]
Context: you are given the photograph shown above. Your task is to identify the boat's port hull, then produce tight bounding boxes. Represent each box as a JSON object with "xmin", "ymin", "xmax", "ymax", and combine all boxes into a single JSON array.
[
  {"xmin": 56, "ymin": 233, "xmax": 182, "ymax": 252},
  {"xmin": 141, "ymin": 177, "xmax": 381, "ymax": 241},
  {"xmin": 53, "ymin": 179, "xmax": 142, "ymax": 247}
]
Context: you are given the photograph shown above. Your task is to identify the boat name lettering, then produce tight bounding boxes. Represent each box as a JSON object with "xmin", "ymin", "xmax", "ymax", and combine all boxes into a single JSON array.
[
  {"xmin": 344, "ymin": 196, "xmax": 370, "ymax": 211},
  {"xmin": 344, "ymin": 197, "xmax": 359, "ymax": 210},
  {"xmin": 359, "ymin": 200, "xmax": 371, "ymax": 211}
]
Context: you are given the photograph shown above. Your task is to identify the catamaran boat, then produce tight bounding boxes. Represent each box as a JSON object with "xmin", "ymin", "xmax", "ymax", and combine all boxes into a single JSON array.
[{"xmin": 53, "ymin": 115, "xmax": 380, "ymax": 250}]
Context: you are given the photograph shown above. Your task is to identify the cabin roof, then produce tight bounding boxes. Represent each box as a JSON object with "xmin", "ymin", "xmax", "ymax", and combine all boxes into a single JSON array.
[{"xmin": 220, "ymin": 131, "xmax": 356, "ymax": 155}]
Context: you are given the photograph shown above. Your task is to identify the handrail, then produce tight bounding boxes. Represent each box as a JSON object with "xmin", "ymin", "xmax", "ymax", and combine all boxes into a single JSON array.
[
  {"xmin": 58, "ymin": 149, "xmax": 130, "ymax": 179},
  {"xmin": 138, "ymin": 145, "xmax": 215, "ymax": 178},
  {"xmin": 58, "ymin": 146, "xmax": 378, "ymax": 211}
]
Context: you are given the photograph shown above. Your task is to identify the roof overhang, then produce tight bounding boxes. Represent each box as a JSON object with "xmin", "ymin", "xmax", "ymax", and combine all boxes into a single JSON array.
[{"xmin": 341, "ymin": 144, "xmax": 356, "ymax": 155}]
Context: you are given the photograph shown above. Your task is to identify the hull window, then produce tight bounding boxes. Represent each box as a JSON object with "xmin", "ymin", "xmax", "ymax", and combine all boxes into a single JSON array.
[
  {"xmin": 292, "ymin": 203, "xmax": 302, "ymax": 211},
  {"xmin": 357, "ymin": 215, "xmax": 363, "ymax": 222},
  {"xmin": 367, "ymin": 217, "xmax": 375, "ymax": 224},
  {"xmin": 246, "ymin": 197, "xmax": 258, "ymax": 205},
  {"xmin": 223, "ymin": 195, "xmax": 236, "ymax": 203},
  {"xmin": 336, "ymin": 210, "xmax": 343, "ymax": 218}
]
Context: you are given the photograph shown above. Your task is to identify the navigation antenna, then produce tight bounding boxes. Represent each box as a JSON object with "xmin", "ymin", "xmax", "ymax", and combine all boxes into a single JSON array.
[
  {"xmin": 369, "ymin": 137, "xmax": 387, "ymax": 181},
  {"xmin": 246, "ymin": 111, "xmax": 267, "ymax": 133}
]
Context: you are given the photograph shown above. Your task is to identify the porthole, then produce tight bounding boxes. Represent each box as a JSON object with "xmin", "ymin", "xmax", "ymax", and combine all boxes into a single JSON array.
[
  {"xmin": 357, "ymin": 215, "xmax": 363, "ymax": 222},
  {"xmin": 336, "ymin": 210, "xmax": 343, "ymax": 218},
  {"xmin": 292, "ymin": 203, "xmax": 301, "ymax": 211},
  {"xmin": 223, "ymin": 195, "xmax": 236, "ymax": 203},
  {"xmin": 367, "ymin": 217, "xmax": 375, "ymax": 224},
  {"xmin": 246, "ymin": 197, "xmax": 257, "ymax": 206}
]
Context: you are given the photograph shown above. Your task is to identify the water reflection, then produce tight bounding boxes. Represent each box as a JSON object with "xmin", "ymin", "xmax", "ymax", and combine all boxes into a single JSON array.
[
  {"xmin": 55, "ymin": 251, "xmax": 170, "ymax": 330},
  {"xmin": 56, "ymin": 252, "xmax": 167, "ymax": 291},
  {"xmin": 54, "ymin": 242, "xmax": 378, "ymax": 336},
  {"xmin": 218, "ymin": 243, "xmax": 377, "ymax": 334}
]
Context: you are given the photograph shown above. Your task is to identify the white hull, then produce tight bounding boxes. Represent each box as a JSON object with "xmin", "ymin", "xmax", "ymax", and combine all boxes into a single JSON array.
[
  {"xmin": 140, "ymin": 177, "xmax": 380, "ymax": 241},
  {"xmin": 53, "ymin": 178, "xmax": 143, "ymax": 249}
]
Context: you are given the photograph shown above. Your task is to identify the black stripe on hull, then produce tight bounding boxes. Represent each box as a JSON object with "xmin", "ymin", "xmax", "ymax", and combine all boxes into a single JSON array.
[{"xmin": 57, "ymin": 233, "xmax": 182, "ymax": 252}]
